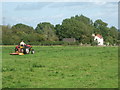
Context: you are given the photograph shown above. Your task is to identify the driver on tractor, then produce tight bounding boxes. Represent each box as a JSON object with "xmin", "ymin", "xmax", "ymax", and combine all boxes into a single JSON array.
[{"xmin": 20, "ymin": 41, "xmax": 26, "ymax": 46}]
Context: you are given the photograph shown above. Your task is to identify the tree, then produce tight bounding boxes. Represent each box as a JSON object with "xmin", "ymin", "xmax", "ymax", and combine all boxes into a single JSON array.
[
  {"xmin": 11, "ymin": 23, "xmax": 35, "ymax": 34},
  {"xmin": 2, "ymin": 25, "xmax": 14, "ymax": 45},
  {"xmin": 2, "ymin": 24, "xmax": 44, "ymax": 45},
  {"xmin": 35, "ymin": 22, "xmax": 58, "ymax": 41},
  {"xmin": 94, "ymin": 19, "xmax": 110, "ymax": 43},
  {"xmin": 108, "ymin": 26, "xmax": 118, "ymax": 44},
  {"xmin": 56, "ymin": 15, "xmax": 94, "ymax": 44},
  {"xmin": 94, "ymin": 19, "xmax": 108, "ymax": 28},
  {"xmin": 74, "ymin": 14, "xmax": 92, "ymax": 25}
]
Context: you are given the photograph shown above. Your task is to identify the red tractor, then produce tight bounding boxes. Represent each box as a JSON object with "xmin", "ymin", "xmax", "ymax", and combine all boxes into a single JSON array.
[
  {"xmin": 10, "ymin": 44, "xmax": 34, "ymax": 55},
  {"xmin": 15, "ymin": 44, "xmax": 35, "ymax": 54}
]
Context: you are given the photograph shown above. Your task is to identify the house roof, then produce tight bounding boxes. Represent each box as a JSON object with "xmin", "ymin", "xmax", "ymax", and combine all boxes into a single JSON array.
[{"xmin": 96, "ymin": 34, "xmax": 103, "ymax": 39}]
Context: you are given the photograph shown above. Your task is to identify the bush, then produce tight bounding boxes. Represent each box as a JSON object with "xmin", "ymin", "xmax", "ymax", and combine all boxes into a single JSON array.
[
  {"xmin": 91, "ymin": 41, "xmax": 98, "ymax": 46},
  {"xmin": 40, "ymin": 41, "xmax": 64, "ymax": 46},
  {"xmin": 28, "ymin": 41, "xmax": 80, "ymax": 46}
]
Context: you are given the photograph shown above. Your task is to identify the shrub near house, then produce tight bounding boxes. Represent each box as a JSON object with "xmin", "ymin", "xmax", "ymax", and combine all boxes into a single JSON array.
[{"xmin": 63, "ymin": 38, "xmax": 76, "ymax": 42}]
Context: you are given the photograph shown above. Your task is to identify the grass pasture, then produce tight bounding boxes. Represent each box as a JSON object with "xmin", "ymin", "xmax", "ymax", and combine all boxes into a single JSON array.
[{"xmin": 2, "ymin": 46, "xmax": 118, "ymax": 88}]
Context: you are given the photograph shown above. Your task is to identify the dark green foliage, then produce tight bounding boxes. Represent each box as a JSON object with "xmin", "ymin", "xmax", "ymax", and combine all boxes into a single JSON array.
[
  {"xmin": 94, "ymin": 19, "xmax": 108, "ymax": 28},
  {"xmin": 2, "ymin": 15, "xmax": 119, "ymax": 45},
  {"xmin": 91, "ymin": 40, "xmax": 98, "ymax": 46},
  {"xmin": 11, "ymin": 23, "xmax": 35, "ymax": 34},
  {"xmin": 35, "ymin": 22, "xmax": 58, "ymax": 41},
  {"xmin": 55, "ymin": 15, "xmax": 95, "ymax": 44},
  {"xmin": 2, "ymin": 24, "xmax": 44, "ymax": 45}
]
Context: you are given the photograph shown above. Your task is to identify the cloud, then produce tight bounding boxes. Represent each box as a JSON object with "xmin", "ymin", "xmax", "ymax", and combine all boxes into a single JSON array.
[
  {"xmin": 86, "ymin": 2, "xmax": 118, "ymax": 28},
  {"xmin": 0, "ymin": 3, "xmax": 2, "ymax": 25},
  {"xmin": 14, "ymin": 2, "xmax": 118, "ymax": 12},
  {"xmin": 4, "ymin": 14, "xmax": 65, "ymax": 27},
  {"xmin": 2, "ymin": 0, "xmax": 120, "ymax": 2},
  {"xmin": 93, "ymin": 1, "xmax": 107, "ymax": 5},
  {"xmin": 15, "ymin": 2, "xmax": 52, "ymax": 11},
  {"xmin": 49, "ymin": 2, "xmax": 85, "ymax": 8},
  {"xmin": 3, "ymin": 2, "xmax": 118, "ymax": 28},
  {"xmin": 15, "ymin": 2, "xmax": 84, "ymax": 11}
]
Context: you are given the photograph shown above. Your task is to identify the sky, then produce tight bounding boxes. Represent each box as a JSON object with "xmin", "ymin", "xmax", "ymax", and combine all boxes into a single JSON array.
[{"xmin": 1, "ymin": 1, "xmax": 118, "ymax": 29}]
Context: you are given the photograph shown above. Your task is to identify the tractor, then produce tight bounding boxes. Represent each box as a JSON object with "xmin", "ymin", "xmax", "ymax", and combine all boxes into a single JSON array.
[{"xmin": 10, "ymin": 44, "xmax": 34, "ymax": 55}]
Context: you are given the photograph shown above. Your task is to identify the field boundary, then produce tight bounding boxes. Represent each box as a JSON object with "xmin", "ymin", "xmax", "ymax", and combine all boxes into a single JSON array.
[{"xmin": 0, "ymin": 45, "xmax": 118, "ymax": 47}]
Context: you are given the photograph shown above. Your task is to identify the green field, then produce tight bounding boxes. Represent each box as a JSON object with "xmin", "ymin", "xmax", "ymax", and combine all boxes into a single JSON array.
[{"xmin": 2, "ymin": 46, "xmax": 118, "ymax": 88}]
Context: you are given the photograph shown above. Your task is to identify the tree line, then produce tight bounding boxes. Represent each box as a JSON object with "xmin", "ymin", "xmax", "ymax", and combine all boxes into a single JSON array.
[{"xmin": 1, "ymin": 15, "xmax": 120, "ymax": 45}]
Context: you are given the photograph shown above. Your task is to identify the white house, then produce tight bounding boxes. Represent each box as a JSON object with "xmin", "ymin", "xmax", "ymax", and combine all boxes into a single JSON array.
[{"xmin": 92, "ymin": 34, "xmax": 104, "ymax": 45}]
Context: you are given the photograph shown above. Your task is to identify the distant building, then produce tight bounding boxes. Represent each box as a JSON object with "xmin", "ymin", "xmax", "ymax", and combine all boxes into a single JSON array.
[
  {"xmin": 63, "ymin": 38, "xmax": 76, "ymax": 42},
  {"xmin": 92, "ymin": 34, "xmax": 104, "ymax": 45}
]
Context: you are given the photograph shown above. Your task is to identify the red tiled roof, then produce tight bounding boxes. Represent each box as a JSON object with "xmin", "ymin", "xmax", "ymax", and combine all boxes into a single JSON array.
[{"xmin": 96, "ymin": 34, "xmax": 103, "ymax": 39}]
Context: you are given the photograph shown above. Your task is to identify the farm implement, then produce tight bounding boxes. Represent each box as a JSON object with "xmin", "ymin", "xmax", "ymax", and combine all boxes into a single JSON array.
[{"xmin": 10, "ymin": 45, "xmax": 34, "ymax": 55}]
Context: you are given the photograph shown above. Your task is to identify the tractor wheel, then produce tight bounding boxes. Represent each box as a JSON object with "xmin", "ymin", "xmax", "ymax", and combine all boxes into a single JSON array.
[
  {"xmin": 31, "ymin": 49, "xmax": 35, "ymax": 54},
  {"xmin": 24, "ymin": 48, "xmax": 30, "ymax": 54},
  {"xmin": 21, "ymin": 48, "xmax": 24, "ymax": 53}
]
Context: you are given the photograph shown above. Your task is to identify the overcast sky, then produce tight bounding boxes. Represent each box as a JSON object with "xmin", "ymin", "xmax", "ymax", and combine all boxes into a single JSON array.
[{"xmin": 1, "ymin": 1, "xmax": 118, "ymax": 28}]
